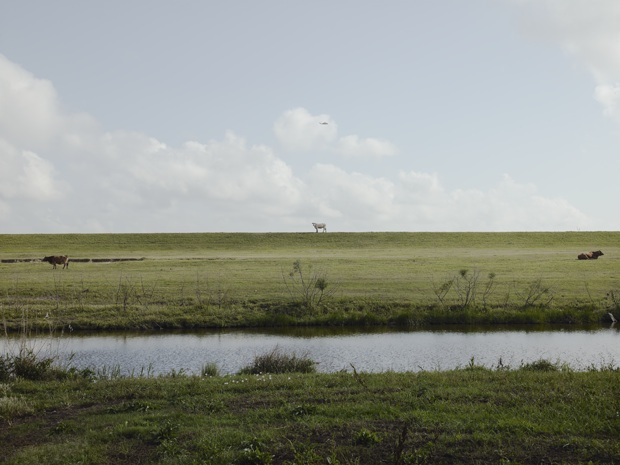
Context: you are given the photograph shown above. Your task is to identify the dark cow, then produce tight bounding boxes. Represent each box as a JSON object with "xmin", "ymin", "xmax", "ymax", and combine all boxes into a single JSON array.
[
  {"xmin": 577, "ymin": 250, "xmax": 604, "ymax": 260},
  {"xmin": 42, "ymin": 255, "xmax": 69, "ymax": 269}
]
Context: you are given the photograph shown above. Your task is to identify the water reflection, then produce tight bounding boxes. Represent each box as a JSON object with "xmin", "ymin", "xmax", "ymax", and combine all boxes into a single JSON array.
[{"xmin": 2, "ymin": 325, "xmax": 619, "ymax": 376}]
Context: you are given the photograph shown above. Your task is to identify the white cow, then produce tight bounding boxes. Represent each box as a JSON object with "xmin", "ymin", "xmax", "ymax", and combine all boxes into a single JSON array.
[{"xmin": 312, "ymin": 222, "xmax": 327, "ymax": 233}]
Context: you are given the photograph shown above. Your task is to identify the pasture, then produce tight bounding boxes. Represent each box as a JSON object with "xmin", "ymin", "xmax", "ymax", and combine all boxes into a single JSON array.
[
  {"xmin": 2, "ymin": 364, "xmax": 620, "ymax": 464},
  {"xmin": 3, "ymin": 232, "xmax": 620, "ymax": 464},
  {"xmin": 1, "ymin": 232, "xmax": 619, "ymax": 331}
]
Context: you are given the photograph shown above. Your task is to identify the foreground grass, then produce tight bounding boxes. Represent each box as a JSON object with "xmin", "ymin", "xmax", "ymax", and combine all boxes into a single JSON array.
[
  {"xmin": 1, "ymin": 363, "xmax": 620, "ymax": 464},
  {"xmin": 1, "ymin": 232, "xmax": 620, "ymax": 331}
]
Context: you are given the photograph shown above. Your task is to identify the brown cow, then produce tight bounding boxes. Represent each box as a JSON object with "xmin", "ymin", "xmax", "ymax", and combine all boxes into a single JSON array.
[
  {"xmin": 577, "ymin": 250, "xmax": 604, "ymax": 260},
  {"xmin": 42, "ymin": 255, "xmax": 69, "ymax": 269}
]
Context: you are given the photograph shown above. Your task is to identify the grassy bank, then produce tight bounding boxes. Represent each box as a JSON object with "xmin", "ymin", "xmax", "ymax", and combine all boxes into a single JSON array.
[
  {"xmin": 1, "ymin": 358, "xmax": 619, "ymax": 464},
  {"xmin": 1, "ymin": 232, "xmax": 619, "ymax": 331}
]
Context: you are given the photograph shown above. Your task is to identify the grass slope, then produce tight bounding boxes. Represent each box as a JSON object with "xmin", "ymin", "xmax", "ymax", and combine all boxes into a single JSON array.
[{"xmin": 1, "ymin": 232, "xmax": 619, "ymax": 331}]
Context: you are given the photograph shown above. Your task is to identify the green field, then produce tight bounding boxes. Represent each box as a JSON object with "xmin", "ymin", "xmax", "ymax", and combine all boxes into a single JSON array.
[
  {"xmin": 1, "ymin": 232, "xmax": 619, "ymax": 330},
  {"xmin": 2, "ymin": 363, "xmax": 620, "ymax": 464},
  {"xmin": 2, "ymin": 233, "xmax": 620, "ymax": 464}
]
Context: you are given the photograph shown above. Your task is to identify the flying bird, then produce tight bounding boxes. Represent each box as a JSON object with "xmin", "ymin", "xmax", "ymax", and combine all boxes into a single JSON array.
[{"xmin": 319, "ymin": 121, "xmax": 328, "ymax": 125}]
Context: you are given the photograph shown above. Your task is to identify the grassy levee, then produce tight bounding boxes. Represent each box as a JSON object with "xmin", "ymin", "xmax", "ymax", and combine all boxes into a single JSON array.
[
  {"xmin": 1, "ymin": 232, "xmax": 619, "ymax": 331},
  {"xmin": 2, "ymin": 233, "xmax": 620, "ymax": 464},
  {"xmin": 1, "ymin": 366, "xmax": 620, "ymax": 464}
]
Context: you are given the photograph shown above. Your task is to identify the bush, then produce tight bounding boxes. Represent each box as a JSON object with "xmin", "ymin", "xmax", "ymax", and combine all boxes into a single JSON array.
[
  {"xmin": 283, "ymin": 260, "xmax": 335, "ymax": 312},
  {"xmin": 0, "ymin": 349, "xmax": 68, "ymax": 381},
  {"xmin": 239, "ymin": 347, "xmax": 316, "ymax": 375},
  {"xmin": 520, "ymin": 359, "xmax": 560, "ymax": 372},
  {"xmin": 12, "ymin": 350, "xmax": 55, "ymax": 380},
  {"xmin": 201, "ymin": 362, "xmax": 219, "ymax": 377}
]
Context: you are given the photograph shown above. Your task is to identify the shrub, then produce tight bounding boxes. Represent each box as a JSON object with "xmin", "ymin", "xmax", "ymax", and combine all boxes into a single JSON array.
[
  {"xmin": 283, "ymin": 260, "xmax": 335, "ymax": 312},
  {"xmin": 201, "ymin": 362, "xmax": 219, "ymax": 377},
  {"xmin": 520, "ymin": 359, "xmax": 560, "ymax": 372},
  {"xmin": 0, "ymin": 349, "xmax": 71, "ymax": 381},
  {"xmin": 431, "ymin": 269, "xmax": 497, "ymax": 310},
  {"xmin": 517, "ymin": 278, "xmax": 554, "ymax": 308},
  {"xmin": 239, "ymin": 347, "xmax": 316, "ymax": 375},
  {"xmin": 12, "ymin": 350, "xmax": 55, "ymax": 380}
]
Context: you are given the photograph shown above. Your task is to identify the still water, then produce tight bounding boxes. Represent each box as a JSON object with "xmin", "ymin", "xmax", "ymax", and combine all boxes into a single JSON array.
[{"xmin": 3, "ymin": 326, "xmax": 620, "ymax": 376}]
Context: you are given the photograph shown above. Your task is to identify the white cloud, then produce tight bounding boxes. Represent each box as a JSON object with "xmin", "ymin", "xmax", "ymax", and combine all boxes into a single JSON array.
[
  {"xmin": 274, "ymin": 107, "xmax": 397, "ymax": 158},
  {"xmin": 337, "ymin": 135, "xmax": 397, "ymax": 158},
  {"xmin": 443, "ymin": 175, "xmax": 588, "ymax": 232},
  {"xmin": 463, "ymin": 175, "xmax": 588, "ymax": 231},
  {"xmin": 511, "ymin": 0, "xmax": 620, "ymax": 122},
  {"xmin": 0, "ymin": 54, "xmax": 99, "ymax": 155},
  {"xmin": 0, "ymin": 54, "xmax": 591, "ymax": 232},
  {"xmin": 0, "ymin": 55, "xmax": 62, "ymax": 150},
  {"xmin": 307, "ymin": 164, "xmax": 397, "ymax": 220},
  {"xmin": 71, "ymin": 130, "xmax": 306, "ymax": 224},
  {"xmin": 398, "ymin": 170, "xmax": 444, "ymax": 199},
  {"xmin": 595, "ymin": 84, "xmax": 620, "ymax": 118},
  {"xmin": 274, "ymin": 107, "xmax": 336, "ymax": 152},
  {"xmin": 303, "ymin": 168, "xmax": 588, "ymax": 232},
  {"xmin": 0, "ymin": 138, "xmax": 65, "ymax": 201},
  {"xmin": 177, "ymin": 132, "xmax": 303, "ymax": 210},
  {"xmin": 0, "ymin": 56, "xmax": 306, "ymax": 231},
  {"xmin": 0, "ymin": 136, "xmax": 66, "ymax": 225}
]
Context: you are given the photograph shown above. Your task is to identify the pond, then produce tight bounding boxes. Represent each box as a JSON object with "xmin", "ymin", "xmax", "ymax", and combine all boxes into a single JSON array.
[{"xmin": 3, "ymin": 325, "xmax": 620, "ymax": 376}]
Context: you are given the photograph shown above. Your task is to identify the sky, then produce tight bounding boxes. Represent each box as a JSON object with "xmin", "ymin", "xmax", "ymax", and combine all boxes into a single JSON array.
[{"xmin": 1, "ymin": 0, "xmax": 619, "ymax": 233}]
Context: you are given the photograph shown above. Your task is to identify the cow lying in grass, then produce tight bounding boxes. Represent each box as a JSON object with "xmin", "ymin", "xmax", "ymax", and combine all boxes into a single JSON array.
[
  {"xmin": 577, "ymin": 250, "xmax": 604, "ymax": 260},
  {"xmin": 42, "ymin": 255, "xmax": 69, "ymax": 269}
]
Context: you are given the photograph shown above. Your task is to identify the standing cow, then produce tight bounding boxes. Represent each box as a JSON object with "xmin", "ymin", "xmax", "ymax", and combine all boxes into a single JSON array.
[
  {"xmin": 577, "ymin": 250, "xmax": 604, "ymax": 260},
  {"xmin": 42, "ymin": 255, "xmax": 69, "ymax": 269},
  {"xmin": 312, "ymin": 222, "xmax": 327, "ymax": 233}
]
